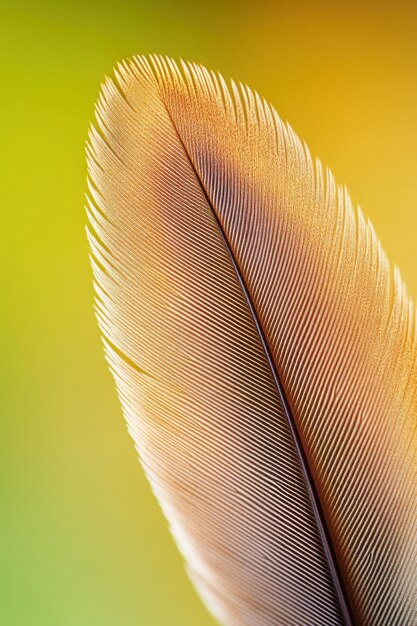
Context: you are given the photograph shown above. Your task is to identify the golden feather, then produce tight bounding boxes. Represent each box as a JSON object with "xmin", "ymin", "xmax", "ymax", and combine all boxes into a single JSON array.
[{"xmin": 86, "ymin": 55, "xmax": 417, "ymax": 626}]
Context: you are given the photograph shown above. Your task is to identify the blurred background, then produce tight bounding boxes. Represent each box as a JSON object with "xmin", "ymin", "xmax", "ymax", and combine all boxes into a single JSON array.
[{"xmin": 1, "ymin": 1, "xmax": 417, "ymax": 624}]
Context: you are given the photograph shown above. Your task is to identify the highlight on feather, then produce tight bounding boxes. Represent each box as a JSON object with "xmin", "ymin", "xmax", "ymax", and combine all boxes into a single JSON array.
[{"xmin": 86, "ymin": 55, "xmax": 417, "ymax": 626}]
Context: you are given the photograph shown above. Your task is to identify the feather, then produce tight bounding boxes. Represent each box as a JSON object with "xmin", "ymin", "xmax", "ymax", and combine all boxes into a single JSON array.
[{"xmin": 86, "ymin": 55, "xmax": 417, "ymax": 626}]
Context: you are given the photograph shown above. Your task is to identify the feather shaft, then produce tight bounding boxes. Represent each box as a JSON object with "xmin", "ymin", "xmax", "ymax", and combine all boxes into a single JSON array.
[{"xmin": 169, "ymin": 109, "xmax": 355, "ymax": 625}]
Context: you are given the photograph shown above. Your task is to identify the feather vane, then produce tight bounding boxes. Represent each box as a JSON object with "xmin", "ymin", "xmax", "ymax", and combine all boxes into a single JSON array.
[{"xmin": 86, "ymin": 55, "xmax": 417, "ymax": 626}]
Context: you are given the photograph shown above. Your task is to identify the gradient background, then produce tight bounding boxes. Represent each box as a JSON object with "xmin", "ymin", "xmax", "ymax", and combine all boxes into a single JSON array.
[{"xmin": 2, "ymin": 1, "xmax": 417, "ymax": 625}]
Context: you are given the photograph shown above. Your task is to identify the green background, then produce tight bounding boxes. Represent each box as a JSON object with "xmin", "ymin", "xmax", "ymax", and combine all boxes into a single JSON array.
[{"xmin": 2, "ymin": 1, "xmax": 417, "ymax": 624}]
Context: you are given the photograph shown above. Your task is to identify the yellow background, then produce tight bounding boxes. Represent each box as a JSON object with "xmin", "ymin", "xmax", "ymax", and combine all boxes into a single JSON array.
[{"xmin": 2, "ymin": 1, "xmax": 417, "ymax": 624}]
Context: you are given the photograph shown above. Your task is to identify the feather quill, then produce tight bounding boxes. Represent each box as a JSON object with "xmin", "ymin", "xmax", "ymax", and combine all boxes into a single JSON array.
[{"xmin": 86, "ymin": 55, "xmax": 417, "ymax": 626}]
